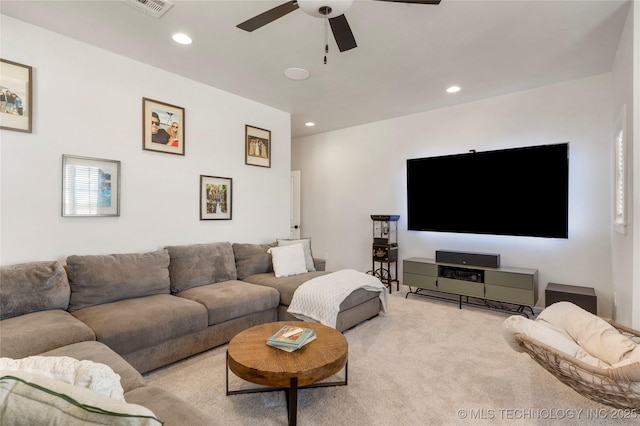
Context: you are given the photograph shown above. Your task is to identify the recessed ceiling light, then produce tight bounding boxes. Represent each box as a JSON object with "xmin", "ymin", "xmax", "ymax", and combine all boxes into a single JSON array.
[
  {"xmin": 446, "ymin": 86, "xmax": 461, "ymax": 93},
  {"xmin": 305, "ymin": 122, "xmax": 316, "ymax": 127},
  {"xmin": 172, "ymin": 33, "xmax": 192, "ymax": 45},
  {"xmin": 284, "ymin": 68, "xmax": 310, "ymax": 81}
]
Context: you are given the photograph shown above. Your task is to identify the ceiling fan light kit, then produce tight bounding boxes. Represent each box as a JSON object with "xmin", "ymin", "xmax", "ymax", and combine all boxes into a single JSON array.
[{"xmin": 298, "ymin": 0, "xmax": 354, "ymax": 18}]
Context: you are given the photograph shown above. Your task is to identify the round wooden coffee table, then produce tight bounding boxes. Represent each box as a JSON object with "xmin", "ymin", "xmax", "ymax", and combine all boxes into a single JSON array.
[{"xmin": 226, "ymin": 321, "xmax": 348, "ymax": 426}]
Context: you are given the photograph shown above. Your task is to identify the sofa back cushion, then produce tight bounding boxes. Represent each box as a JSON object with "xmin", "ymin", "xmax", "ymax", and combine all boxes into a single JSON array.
[
  {"xmin": 165, "ymin": 242, "xmax": 237, "ymax": 293},
  {"xmin": 0, "ymin": 261, "xmax": 70, "ymax": 320},
  {"xmin": 66, "ymin": 250, "xmax": 170, "ymax": 312},
  {"xmin": 232, "ymin": 242, "xmax": 276, "ymax": 280}
]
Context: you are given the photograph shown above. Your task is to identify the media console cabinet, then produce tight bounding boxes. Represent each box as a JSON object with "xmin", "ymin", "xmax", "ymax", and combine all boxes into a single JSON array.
[{"xmin": 403, "ymin": 257, "xmax": 538, "ymax": 316}]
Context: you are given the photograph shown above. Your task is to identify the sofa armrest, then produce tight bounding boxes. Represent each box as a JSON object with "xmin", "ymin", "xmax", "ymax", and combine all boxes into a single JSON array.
[{"xmin": 313, "ymin": 258, "xmax": 326, "ymax": 271}]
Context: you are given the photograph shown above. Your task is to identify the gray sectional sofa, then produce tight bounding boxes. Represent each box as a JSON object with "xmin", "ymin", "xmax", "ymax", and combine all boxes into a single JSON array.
[{"xmin": 0, "ymin": 240, "xmax": 383, "ymax": 425}]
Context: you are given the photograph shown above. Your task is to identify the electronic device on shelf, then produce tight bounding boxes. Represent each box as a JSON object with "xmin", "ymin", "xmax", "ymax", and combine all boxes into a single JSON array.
[{"xmin": 438, "ymin": 266, "xmax": 484, "ymax": 283}]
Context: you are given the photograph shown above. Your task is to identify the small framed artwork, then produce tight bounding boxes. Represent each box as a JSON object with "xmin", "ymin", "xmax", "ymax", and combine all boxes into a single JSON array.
[
  {"xmin": 143, "ymin": 97, "xmax": 185, "ymax": 155},
  {"xmin": 200, "ymin": 175, "xmax": 232, "ymax": 220},
  {"xmin": 0, "ymin": 59, "xmax": 33, "ymax": 133},
  {"xmin": 62, "ymin": 155, "xmax": 121, "ymax": 217},
  {"xmin": 245, "ymin": 124, "xmax": 271, "ymax": 168}
]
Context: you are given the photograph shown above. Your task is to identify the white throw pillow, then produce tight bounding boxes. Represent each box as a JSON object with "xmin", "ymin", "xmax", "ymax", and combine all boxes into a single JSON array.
[
  {"xmin": 278, "ymin": 238, "xmax": 316, "ymax": 272},
  {"xmin": 268, "ymin": 244, "xmax": 308, "ymax": 278},
  {"xmin": 0, "ymin": 356, "xmax": 125, "ymax": 401}
]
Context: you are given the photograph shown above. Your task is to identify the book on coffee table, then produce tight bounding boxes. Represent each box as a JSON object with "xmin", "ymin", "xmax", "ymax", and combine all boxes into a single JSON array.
[{"xmin": 266, "ymin": 325, "xmax": 316, "ymax": 352}]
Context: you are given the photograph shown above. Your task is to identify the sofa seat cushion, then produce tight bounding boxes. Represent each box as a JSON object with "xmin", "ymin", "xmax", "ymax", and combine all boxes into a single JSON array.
[
  {"xmin": 166, "ymin": 242, "xmax": 237, "ymax": 293},
  {"xmin": 71, "ymin": 294, "xmax": 207, "ymax": 356},
  {"xmin": 66, "ymin": 250, "xmax": 171, "ymax": 312},
  {"xmin": 242, "ymin": 271, "xmax": 330, "ymax": 305},
  {"xmin": 41, "ymin": 341, "xmax": 146, "ymax": 393},
  {"xmin": 0, "ymin": 310, "xmax": 95, "ymax": 359},
  {"xmin": 125, "ymin": 386, "xmax": 215, "ymax": 426},
  {"xmin": 0, "ymin": 370, "xmax": 162, "ymax": 425},
  {"xmin": 176, "ymin": 280, "xmax": 279, "ymax": 326},
  {"xmin": 1, "ymin": 261, "xmax": 71, "ymax": 320}
]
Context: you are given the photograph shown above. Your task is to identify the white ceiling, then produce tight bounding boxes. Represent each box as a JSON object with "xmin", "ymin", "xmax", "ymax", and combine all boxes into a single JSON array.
[{"xmin": 0, "ymin": 0, "xmax": 631, "ymax": 138}]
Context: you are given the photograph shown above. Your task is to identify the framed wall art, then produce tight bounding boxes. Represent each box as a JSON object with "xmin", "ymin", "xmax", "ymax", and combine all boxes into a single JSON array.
[
  {"xmin": 143, "ymin": 97, "xmax": 185, "ymax": 155},
  {"xmin": 245, "ymin": 124, "xmax": 271, "ymax": 168},
  {"xmin": 62, "ymin": 155, "xmax": 121, "ymax": 217},
  {"xmin": 200, "ymin": 175, "xmax": 232, "ymax": 220},
  {"xmin": 0, "ymin": 59, "xmax": 32, "ymax": 133}
]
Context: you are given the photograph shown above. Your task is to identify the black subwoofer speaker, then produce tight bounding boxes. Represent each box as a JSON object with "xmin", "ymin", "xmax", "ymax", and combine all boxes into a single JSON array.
[{"xmin": 435, "ymin": 250, "xmax": 500, "ymax": 268}]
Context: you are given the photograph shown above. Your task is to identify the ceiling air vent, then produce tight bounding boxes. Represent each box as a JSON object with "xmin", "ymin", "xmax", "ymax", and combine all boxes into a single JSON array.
[{"xmin": 123, "ymin": 0, "xmax": 173, "ymax": 19}]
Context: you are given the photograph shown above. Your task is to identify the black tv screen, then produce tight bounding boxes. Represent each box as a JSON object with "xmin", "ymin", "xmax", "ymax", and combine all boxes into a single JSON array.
[{"xmin": 407, "ymin": 143, "xmax": 569, "ymax": 238}]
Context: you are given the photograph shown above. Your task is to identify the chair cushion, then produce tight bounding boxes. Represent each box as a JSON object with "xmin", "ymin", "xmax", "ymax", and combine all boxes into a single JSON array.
[
  {"xmin": 0, "ymin": 261, "xmax": 70, "ymax": 320},
  {"xmin": 71, "ymin": 294, "xmax": 207, "ymax": 356},
  {"xmin": 176, "ymin": 280, "xmax": 279, "ymax": 325},
  {"xmin": 165, "ymin": 242, "xmax": 237, "ymax": 293},
  {"xmin": 232, "ymin": 242, "xmax": 276, "ymax": 280},
  {"xmin": 538, "ymin": 302, "xmax": 637, "ymax": 365},
  {"xmin": 502, "ymin": 315, "xmax": 607, "ymax": 368},
  {"xmin": 66, "ymin": 250, "xmax": 170, "ymax": 312}
]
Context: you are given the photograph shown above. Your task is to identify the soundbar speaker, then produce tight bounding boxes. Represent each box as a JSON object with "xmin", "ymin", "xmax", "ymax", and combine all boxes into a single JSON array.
[{"xmin": 435, "ymin": 250, "xmax": 500, "ymax": 268}]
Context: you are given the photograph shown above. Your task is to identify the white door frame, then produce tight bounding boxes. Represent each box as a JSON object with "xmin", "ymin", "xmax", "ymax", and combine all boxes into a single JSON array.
[{"xmin": 290, "ymin": 170, "xmax": 301, "ymax": 239}]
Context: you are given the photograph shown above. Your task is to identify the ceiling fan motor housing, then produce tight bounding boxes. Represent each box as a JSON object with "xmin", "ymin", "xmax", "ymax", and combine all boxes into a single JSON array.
[{"xmin": 298, "ymin": 0, "xmax": 354, "ymax": 18}]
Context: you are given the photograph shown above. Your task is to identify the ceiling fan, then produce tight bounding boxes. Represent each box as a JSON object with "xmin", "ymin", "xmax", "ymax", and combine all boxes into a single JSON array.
[{"xmin": 237, "ymin": 0, "xmax": 441, "ymax": 53}]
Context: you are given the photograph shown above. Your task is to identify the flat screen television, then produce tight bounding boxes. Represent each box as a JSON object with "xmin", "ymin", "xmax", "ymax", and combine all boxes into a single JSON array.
[{"xmin": 406, "ymin": 143, "xmax": 569, "ymax": 238}]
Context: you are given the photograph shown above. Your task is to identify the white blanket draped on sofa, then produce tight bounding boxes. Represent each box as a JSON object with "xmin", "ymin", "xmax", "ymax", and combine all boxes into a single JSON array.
[{"xmin": 287, "ymin": 269, "xmax": 387, "ymax": 329}]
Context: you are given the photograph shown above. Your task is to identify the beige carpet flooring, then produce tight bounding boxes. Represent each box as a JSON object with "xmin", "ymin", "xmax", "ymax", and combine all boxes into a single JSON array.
[{"xmin": 144, "ymin": 290, "xmax": 634, "ymax": 425}]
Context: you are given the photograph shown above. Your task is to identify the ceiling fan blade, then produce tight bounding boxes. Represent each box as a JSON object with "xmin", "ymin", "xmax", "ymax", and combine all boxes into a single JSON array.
[
  {"xmin": 373, "ymin": 0, "xmax": 441, "ymax": 4},
  {"xmin": 237, "ymin": 1, "xmax": 299, "ymax": 32},
  {"xmin": 329, "ymin": 15, "xmax": 357, "ymax": 52}
]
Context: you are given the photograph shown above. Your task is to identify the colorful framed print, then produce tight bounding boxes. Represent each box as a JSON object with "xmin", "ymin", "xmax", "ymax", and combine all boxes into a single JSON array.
[
  {"xmin": 0, "ymin": 59, "xmax": 32, "ymax": 133},
  {"xmin": 143, "ymin": 97, "xmax": 185, "ymax": 155},
  {"xmin": 245, "ymin": 125, "xmax": 271, "ymax": 168},
  {"xmin": 62, "ymin": 155, "xmax": 121, "ymax": 217},
  {"xmin": 200, "ymin": 175, "xmax": 232, "ymax": 220}
]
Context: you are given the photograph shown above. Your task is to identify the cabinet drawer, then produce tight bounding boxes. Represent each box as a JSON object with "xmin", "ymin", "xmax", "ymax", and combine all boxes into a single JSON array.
[
  {"xmin": 485, "ymin": 270, "xmax": 534, "ymax": 290},
  {"xmin": 485, "ymin": 284, "xmax": 536, "ymax": 306},
  {"xmin": 403, "ymin": 261, "xmax": 438, "ymax": 276},
  {"xmin": 438, "ymin": 278, "xmax": 484, "ymax": 298},
  {"xmin": 403, "ymin": 273, "xmax": 437, "ymax": 290}
]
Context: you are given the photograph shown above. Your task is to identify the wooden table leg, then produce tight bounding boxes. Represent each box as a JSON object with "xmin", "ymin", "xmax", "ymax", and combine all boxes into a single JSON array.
[{"xmin": 288, "ymin": 377, "xmax": 298, "ymax": 426}]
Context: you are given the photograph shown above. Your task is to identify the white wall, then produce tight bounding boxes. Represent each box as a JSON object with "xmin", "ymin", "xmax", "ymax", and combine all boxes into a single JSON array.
[
  {"xmin": 0, "ymin": 16, "xmax": 291, "ymax": 265},
  {"xmin": 293, "ymin": 74, "xmax": 616, "ymax": 317},
  {"xmin": 633, "ymin": 1, "xmax": 640, "ymax": 330}
]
